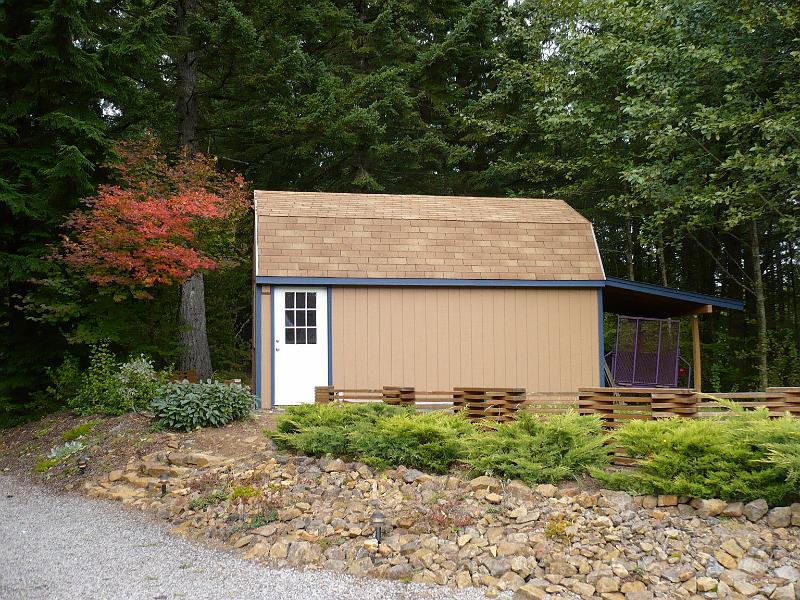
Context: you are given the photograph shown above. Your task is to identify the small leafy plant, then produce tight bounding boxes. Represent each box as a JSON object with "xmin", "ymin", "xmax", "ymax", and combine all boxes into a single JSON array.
[
  {"xmin": 35, "ymin": 440, "xmax": 87, "ymax": 473},
  {"xmin": 150, "ymin": 381, "xmax": 255, "ymax": 431},
  {"xmin": 543, "ymin": 514, "xmax": 573, "ymax": 538},
  {"xmin": 424, "ymin": 496, "xmax": 478, "ymax": 531},
  {"xmin": 48, "ymin": 440, "xmax": 86, "ymax": 460},
  {"xmin": 230, "ymin": 485, "xmax": 261, "ymax": 501},
  {"xmin": 67, "ymin": 345, "xmax": 165, "ymax": 415},
  {"xmin": 187, "ymin": 489, "xmax": 229, "ymax": 510},
  {"xmin": 242, "ymin": 510, "xmax": 278, "ymax": 529},
  {"xmin": 69, "ymin": 344, "xmax": 122, "ymax": 415}
]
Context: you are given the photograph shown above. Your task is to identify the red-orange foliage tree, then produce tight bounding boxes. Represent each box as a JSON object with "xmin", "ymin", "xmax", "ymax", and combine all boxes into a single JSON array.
[{"xmin": 61, "ymin": 139, "xmax": 250, "ymax": 300}]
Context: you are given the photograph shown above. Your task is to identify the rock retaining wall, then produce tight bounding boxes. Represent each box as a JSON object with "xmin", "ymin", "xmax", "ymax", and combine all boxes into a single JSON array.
[{"xmin": 85, "ymin": 450, "xmax": 800, "ymax": 600}]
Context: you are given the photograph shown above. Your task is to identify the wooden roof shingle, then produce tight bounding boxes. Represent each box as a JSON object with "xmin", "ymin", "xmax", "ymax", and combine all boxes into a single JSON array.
[{"xmin": 255, "ymin": 191, "xmax": 604, "ymax": 281}]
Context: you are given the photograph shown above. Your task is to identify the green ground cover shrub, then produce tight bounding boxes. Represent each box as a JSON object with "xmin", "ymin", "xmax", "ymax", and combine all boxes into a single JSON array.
[
  {"xmin": 150, "ymin": 381, "xmax": 255, "ymax": 431},
  {"xmin": 463, "ymin": 412, "xmax": 610, "ymax": 484},
  {"xmin": 350, "ymin": 411, "xmax": 475, "ymax": 473},
  {"xmin": 593, "ymin": 406, "xmax": 800, "ymax": 505},
  {"xmin": 269, "ymin": 402, "xmax": 409, "ymax": 457},
  {"xmin": 271, "ymin": 404, "xmax": 610, "ymax": 480}
]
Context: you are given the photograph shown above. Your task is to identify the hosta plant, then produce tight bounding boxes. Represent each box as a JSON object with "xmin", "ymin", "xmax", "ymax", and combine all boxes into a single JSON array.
[{"xmin": 150, "ymin": 380, "xmax": 255, "ymax": 431}]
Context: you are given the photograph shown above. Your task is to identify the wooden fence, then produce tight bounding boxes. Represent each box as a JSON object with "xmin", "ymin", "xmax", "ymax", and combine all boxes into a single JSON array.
[
  {"xmin": 577, "ymin": 387, "xmax": 800, "ymax": 425},
  {"xmin": 315, "ymin": 385, "xmax": 800, "ymax": 424},
  {"xmin": 315, "ymin": 386, "xmax": 526, "ymax": 422}
]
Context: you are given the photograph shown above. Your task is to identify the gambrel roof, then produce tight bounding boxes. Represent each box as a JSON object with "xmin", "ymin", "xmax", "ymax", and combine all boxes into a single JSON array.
[{"xmin": 254, "ymin": 191, "xmax": 605, "ymax": 281}]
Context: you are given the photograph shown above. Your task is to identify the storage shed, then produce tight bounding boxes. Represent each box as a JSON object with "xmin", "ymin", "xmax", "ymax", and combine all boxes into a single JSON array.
[{"xmin": 252, "ymin": 191, "xmax": 742, "ymax": 407}]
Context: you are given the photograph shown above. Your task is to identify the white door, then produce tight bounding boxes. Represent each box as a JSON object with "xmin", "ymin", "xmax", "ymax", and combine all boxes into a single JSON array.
[{"xmin": 274, "ymin": 287, "xmax": 329, "ymax": 405}]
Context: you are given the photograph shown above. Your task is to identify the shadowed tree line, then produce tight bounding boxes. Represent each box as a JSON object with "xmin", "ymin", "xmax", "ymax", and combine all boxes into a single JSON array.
[{"xmin": 1, "ymin": 0, "xmax": 798, "ymax": 425}]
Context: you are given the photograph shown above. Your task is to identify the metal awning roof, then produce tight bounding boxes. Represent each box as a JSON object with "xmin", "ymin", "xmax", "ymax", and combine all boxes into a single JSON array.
[{"xmin": 602, "ymin": 277, "xmax": 745, "ymax": 318}]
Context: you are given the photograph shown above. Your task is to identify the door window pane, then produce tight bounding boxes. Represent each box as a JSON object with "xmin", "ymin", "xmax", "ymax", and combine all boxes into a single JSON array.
[{"xmin": 283, "ymin": 291, "xmax": 319, "ymax": 345}]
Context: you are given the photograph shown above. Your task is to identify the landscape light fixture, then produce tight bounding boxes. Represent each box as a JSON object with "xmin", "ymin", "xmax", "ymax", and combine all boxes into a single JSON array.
[
  {"xmin": 371, "ymin": 511, "xmax": 385, "ymax": 546},
  {"xmin": 159, "ymin": 473, "xmax": 169, "ymax": 496},
  {"xmin": 77, "ymin": 455, "xmax": 88, "ymax": 473}
]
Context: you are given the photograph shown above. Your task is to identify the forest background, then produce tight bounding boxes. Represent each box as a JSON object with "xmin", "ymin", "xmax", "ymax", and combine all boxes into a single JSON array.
[{"xmin": 2, "ymin": 0, "xmax": 798, "ymax": 426}]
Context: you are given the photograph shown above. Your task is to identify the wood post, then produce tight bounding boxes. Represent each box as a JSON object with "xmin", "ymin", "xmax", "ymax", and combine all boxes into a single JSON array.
[
  {"xmin": 691, "ymin": 315, "xmax": 701, "ymax": 392},
  {"xmin": 383, "ymin": 386, "xmax": 415, "ymax": 406},
  {"xmin": 768, "ymin": 387, "xmax": 800, "ymax": 417},
  {"xmin": 315, "ymin": 386, "xmax": 334, "ymax": 404}
]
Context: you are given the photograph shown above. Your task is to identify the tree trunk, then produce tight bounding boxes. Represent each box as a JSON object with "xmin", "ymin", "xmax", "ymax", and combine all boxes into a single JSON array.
[
  {"xmin": 750, "ymin": 220, "xmax": 769, "ymax": 390},
  {"xmin": 625, "ymin": 216, "xmax": 635, "ymax": 280},
  {"xmin": 176, "ymin": 0, "xmax": 212, "ymax": 379},
  {"xmin": 176, "ymin": 0, "xmax": 199, "ymax": 154},
  {"xmin": 179, "ymin": 271, "xmax": 212, "ymax": 379},
  {"xmin": 657, "ymin": 231, "xmax": 668, "ymax": 287}
]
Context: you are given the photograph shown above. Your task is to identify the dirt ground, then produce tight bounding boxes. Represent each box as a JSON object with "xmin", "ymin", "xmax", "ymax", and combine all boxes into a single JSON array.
[{"xmin": 0, "ymin": 409, "xmax": 280, "ymax": 492}]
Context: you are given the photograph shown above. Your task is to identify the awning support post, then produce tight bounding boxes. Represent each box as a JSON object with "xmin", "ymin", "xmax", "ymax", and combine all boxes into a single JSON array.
[{"xmin": 691, "ymin": 315, "xmax": 701, "ymax": 392}]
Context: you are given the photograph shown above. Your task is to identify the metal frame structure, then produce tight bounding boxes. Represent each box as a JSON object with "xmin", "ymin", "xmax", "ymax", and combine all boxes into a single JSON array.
[{"xmin": 609, "ymin": 315, "xmax": 691, "ymax": 388}]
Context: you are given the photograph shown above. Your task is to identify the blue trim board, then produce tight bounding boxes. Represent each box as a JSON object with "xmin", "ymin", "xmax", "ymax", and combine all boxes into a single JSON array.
[
  {"xmin": 598, "ymin": 289, "xmax": 605, "ymax": 387},
  {"xmin": 254, "ymin": 286, "xmax": 262, "ymax": 409},
  {"xmin": 269, "ymin": 285, "xmax": 275, "ymax": 409},
  {"xmin": 327, "ymin": 286, "xmax": 333, "ymax": 386},
  {"xmin": 255, "ymin": 276, "xmax": 742, "ymax": 311},
  {"xmin": 605, "ymin": 276, "xmax": 744, "ymax": 311},
  {"xmin": 256, "ymin": 276, "xmax": 605, "ymax": 288}
]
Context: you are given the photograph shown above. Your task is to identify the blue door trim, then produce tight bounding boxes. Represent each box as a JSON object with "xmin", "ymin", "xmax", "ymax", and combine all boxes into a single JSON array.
[
  {"xmin": 327, "ymin": 286, "xmax": 333, "ymax": 386},
  {"xmin": 253, "ymin": 285, "xmax": 262, "ymax": 409},
  {"xmin": 269, "ymin": 285, "xmax": 275, "ymax": 409}
]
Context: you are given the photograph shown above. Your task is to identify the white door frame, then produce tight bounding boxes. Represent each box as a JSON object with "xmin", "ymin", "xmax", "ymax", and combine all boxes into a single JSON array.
[{"xmin": 272, "ymin": 286, "xmax": 329, "ymax": 405}]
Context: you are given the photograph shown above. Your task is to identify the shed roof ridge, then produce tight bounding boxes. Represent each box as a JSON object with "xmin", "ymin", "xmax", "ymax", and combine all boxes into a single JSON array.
[
  {"xmin": 259, "ymin": 210, "xmax": 589, "ymax": 226},
  {"xmin": 254, "ymin": 190, "xmax": 591, "ymax": 225}
]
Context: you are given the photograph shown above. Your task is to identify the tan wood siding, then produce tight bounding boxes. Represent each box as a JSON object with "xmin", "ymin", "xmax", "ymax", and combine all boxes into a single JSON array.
[{"xmin": 331, "ymin": 287, "xmax": 599, "ymax": 392}]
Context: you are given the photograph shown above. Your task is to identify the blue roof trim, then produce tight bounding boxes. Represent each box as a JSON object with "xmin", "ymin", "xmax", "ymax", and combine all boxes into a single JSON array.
[
  {"xmin": 605, "ymin": 277, "xmax": 744, "ymax": 311},
  {"xmin": 254, "ymin": 276, "xmax": 742, "ymax": 310},
  {"xmin": 255, "ymin": 276, "xmax": 605, "ymax": 288}
]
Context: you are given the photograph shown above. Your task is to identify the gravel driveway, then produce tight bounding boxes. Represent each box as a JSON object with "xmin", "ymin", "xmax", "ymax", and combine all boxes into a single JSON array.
[{"xmin": 0, "ymin": 476, "xmax": 492, "ymax": 600}]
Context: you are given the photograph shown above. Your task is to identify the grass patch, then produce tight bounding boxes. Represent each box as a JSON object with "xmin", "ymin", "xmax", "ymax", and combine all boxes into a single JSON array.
[
  {"xmin": 34, "ymin": 424, "xmax": 54, "ymax": 439},
  {"xmin": 62, "ymin": 421, "xmax": 99, "ymax": 441},
  {"xmin": 34, "ymin": 457, "xmax": 61, "ymax": 473}
]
